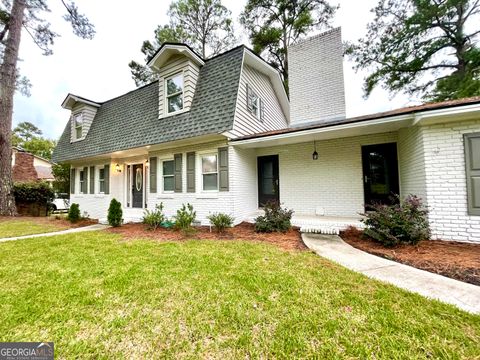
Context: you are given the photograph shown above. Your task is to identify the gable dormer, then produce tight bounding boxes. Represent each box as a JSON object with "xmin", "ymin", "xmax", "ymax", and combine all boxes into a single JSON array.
[
  {"xmin": 147, "ymin": 43, "xmax": 205, "ymax": 118},
  {"xmin": 62, "ymin": 94, "xmax": 101, "ymax": 143}
]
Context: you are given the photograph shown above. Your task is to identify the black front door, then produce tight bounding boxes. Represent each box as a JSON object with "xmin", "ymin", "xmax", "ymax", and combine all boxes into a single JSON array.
[
  {"xmin": 362, "ymin": 143, "xmax": 400, "ymax": 207},
  {"xmin": 132, "ymin": 164, "xmax": 143, "ymax": 208},
  {"xmin": 258, "ymin": 155, "xmax": 279, "ymax": 207}
]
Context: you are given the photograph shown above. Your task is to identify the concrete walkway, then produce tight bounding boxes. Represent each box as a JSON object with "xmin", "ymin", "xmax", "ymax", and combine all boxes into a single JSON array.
[
  {"xmin": 302, "ymin": 233, "xmax": 480, "ymax": 314},
  {"xmin": 0, "ymin": 224, "xmax": 109, "ymax": 243}
]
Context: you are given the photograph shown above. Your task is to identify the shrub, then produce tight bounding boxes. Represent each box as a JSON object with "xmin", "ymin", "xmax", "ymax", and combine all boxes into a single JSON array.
[
  {"xmin": 207, "ymin": 212, "xmax": 234, "ymax": 233},
  {"xmin": 107, "ymin": 198, "xmax": 123, "ymax": 227},
  {"xmin": 255, "ymin": 201, "xmax": 294, "ymax": 233},
  {"xmin": 13, "ymin": 181, "xmax": 54, "ymax": 205},
  {"xmin": 362, "ymin": 194, "xmax": 430, "ymax": 247},
  {"xmin": 142, "ymin": 203, "xmax": 165, "ymax": 231},
  {"xmin": 174, "ymin": 203, "xmax": 196, "ymax": 233},
  {"xmin": 67, "ymin": 203, "xmax": 81, "ymax": 223}
]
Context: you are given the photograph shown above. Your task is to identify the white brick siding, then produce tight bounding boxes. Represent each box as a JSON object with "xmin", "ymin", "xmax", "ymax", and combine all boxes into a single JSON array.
[
  {"xmin": 423, "ymin": 119, "xmax": 480, "ymax": 243},
  {"xmin": 256, "ymin": 132, "xmax": 398, "ymax": 216},
  {"xmin": 288, "ymin": 28, "xmax": 346, "ymax": 126},
  {"xmin": 398, "ymin": 126, "xmax": 427, "ymax": 200}
]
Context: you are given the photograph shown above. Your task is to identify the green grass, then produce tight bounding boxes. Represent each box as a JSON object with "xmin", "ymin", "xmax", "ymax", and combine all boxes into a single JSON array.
[
  {"xmin": 0, "ymin": 232, "xmax": 478, "ymax": 359},
  {"xmin": 0, "ymin": 219, "xmax": 68, "ymax": 238}
]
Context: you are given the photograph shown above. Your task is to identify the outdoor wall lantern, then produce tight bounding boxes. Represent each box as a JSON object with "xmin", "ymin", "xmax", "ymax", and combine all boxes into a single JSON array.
[
  {"xmin": 312, "ymin": 141, "xmax": 319, "ymax": 160},
  {"xmin": 115, "ymin": 163, "xmax": 122, "ymax": 173}
]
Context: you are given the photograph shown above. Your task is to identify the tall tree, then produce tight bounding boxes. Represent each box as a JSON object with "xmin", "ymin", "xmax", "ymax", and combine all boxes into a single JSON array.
[
  {"xmin": 240, "ymin": 0, "xmax": 338, "ymax": 92},
  {"xmin": 0, "ymin": 0, "xmax": 94, "ymax": 216},
  {"xmin": 12, "ymin": 121, "xmax": 41, "ymax": 143},
  {"xmin": 347, "ymin": 0, "xmax": 480, "ymax": 101},
  {"xmin": 129, "ymin": 0, "xmax": 236, "ymax": 87}
]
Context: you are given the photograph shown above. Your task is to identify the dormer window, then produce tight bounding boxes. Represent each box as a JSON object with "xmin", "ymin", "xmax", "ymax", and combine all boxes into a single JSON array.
[
  {"xmin": 166, "ymin": 73, "xmax": 184, "ymax": 114},
  {"xmin": 74, "ymin": 113, "xmax": 83, "ymax": 139}
]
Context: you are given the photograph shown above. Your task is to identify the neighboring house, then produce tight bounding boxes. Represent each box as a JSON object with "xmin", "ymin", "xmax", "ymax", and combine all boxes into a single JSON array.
[
  {"xmin": 52, "ymin": 28, "xmax": 480, "ymax": 243},
  {"xmin": 12, "ymin": 147, "xmax": 54, "ymax": 183}
]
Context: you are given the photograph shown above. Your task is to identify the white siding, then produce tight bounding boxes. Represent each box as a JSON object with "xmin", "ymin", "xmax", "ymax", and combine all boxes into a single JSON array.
[
  {"xmin": 398, "ymin": 126, "xmax": 427, "ymax": 201},
  {"xmin": 256, "ymin": 132, "xmax": 398, "ymax": 217},
  {"xmin": 422, "ymin": 119, "xmax": 480, "ymax": 243},
  {"xmin": 158, "ymin": 55, "xmax": 200, "ymax": 118},
  {"xmin": 70, "ymin": 103, "xmax": 97, "ymax": 142},
  {"xmin": 228, "ymin": 64, "xmax": 288, "ymax": 138}
]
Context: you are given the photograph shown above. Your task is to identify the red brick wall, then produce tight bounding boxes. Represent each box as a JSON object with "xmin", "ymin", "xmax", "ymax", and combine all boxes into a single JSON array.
[{"xmin": 12, "ymin": 152, "xmax": 38, "ymax": 182}]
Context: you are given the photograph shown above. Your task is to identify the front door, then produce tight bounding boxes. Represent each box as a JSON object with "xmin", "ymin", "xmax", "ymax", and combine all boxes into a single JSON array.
[
  {"xmin": 132, "ymin": 164, "xmax": 144, "ymax": 208},
  {"xmin": 258, "ymin": 155, "xmax": 279, "ymax": 207},
  {"xmin": 362, "ymin": 143, "xmax": 399, "ymax": 207}
]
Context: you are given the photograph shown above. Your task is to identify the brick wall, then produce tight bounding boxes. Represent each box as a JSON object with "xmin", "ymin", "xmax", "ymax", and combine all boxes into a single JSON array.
[
  {"xmin": 422, "ymin": 119, "xmax": 480, "ymax": 243},
  {"xmin": 288, "ymin": 28, "xmax": 346, "ymax": 126},
  {"xmin": 256, "ymin": 132, "xmax": 398, "ymax": 216},
  {"xmin": 12, "ymin": 152, "xmax": 38, "ymax": 182}
]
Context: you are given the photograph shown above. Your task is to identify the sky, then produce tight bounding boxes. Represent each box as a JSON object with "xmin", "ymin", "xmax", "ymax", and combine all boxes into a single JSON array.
[{"xmin": 12, "ymin": 0, "xmax": 419, "ymax": 140}]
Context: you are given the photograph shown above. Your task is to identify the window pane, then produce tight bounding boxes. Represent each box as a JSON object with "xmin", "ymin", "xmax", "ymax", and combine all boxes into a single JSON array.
[
  {"xmin": 99, "ymin": 180, "xmax": 105, "ymax": 193},
  {"xmin": 79, "ymin": 171, "xmax": 84, "ymax": 181},
  {"xmin": 76, "ymin": 127, "xmax": 82, "ymax": 139},
  {"xmin": 168, "ymin": 94, "xmax": 183, "ymax": 113},
  {"xmin": 164, "ymin": 176, "xmax": 174, "ymax": 191},
  {"xmin": 99, "ymin": 168, "xmax": 105, "ymax": 180},
  {"xmin": 203, "ymin": 174, "xmax": 218, "ymax": 190},
  {"xmin": 163, "ymin": 160, "xmax": 174, "ymax": 175},
  {"xmin": 74, "ymin": 114, "xmax": 83, "ymax": 127},
  {"xmin": 202, "ymin": 155, "xmax": 217, "ymax": 173},
  {"xmin": 167, "ymin": 74, "xmax": 183, "ymax": 95}
]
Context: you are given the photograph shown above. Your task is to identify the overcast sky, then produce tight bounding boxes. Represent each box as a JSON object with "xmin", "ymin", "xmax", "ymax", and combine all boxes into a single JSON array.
[{"xmin": 12, "ymin": 0, "xmax": 418, "ymax": 140}]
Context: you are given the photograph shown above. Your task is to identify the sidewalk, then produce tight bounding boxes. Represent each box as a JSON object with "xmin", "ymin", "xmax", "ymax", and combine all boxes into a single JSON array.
[
  {"xmin": 302, "ymin": 233, "xmax": 480, "ymax": 314},
  {"xmin": 0, "ymin": 224, "xmax": 109, "ymax": 243}
]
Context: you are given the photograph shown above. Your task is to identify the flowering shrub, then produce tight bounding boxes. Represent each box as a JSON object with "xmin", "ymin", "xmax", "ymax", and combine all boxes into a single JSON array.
[{"xmin": 362, "ymin": 195, "xmax": 430, "ymax": 247}]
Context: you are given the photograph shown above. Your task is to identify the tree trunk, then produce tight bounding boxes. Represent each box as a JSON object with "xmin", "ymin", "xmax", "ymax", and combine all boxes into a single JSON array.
[{"xmin": 0, "ymin": 0, "xmax": 26, "ymax": 216}]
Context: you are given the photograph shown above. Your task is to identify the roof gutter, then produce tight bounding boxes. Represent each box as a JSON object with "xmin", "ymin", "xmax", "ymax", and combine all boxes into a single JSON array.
[{"xmin": 230, "ymin": 114, "xmax": 414, "ymax": 146}]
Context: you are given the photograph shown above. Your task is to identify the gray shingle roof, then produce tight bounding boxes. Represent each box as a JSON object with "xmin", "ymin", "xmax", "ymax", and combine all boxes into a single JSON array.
[{"xmin": 52, "ymin": 45, "xmax": 244, "ymax": 163}]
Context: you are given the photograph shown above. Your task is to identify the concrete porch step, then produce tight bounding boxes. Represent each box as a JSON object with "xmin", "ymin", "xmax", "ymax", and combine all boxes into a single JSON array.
[{"xmin": 99, "ymin": 208, "xmax": 144, "ymax": 225}]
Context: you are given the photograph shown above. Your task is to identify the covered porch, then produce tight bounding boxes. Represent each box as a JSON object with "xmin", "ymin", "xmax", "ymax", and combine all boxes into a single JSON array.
[{"xmin": 231, "ymin": 113, "xmax": 424, "ymax": 229}]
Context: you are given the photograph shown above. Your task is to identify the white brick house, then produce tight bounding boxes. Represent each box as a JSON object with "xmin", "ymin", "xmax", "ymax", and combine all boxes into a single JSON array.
[{"xmin": 53, "ymin": 29, "xmax": 480, "ymax": 243}]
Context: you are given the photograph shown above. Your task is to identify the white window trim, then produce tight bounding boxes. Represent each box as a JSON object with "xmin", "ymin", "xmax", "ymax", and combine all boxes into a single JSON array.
[
  {"xmin": 248, "ymin": 87, "xmax": 261, "ymax": 119},
  {"xmin": 79, "ymin": 168, "xmax": 86, "ymax": 194},
  {"xmin": 73, "ymin": 113, "xmax": 84, "ymax": 140},
  {"xmin": 199, "ymin": 152, "xmax": 219, "ymax": 192},
  {"xmin": 164, "ymin": 71, "xmax": 185, "ymax": 116},
  {"xmin": 161, "ymin": 157, "xmax": 175, "ymax": 193},
  {"xmin": 97, "ymin": 165, "xmax": 106, "ymax": 195}
]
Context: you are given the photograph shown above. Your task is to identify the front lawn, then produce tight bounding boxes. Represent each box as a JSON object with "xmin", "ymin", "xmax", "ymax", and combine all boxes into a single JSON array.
[
  {"xmin": 0, "ymin": 217, "xmax": 69, "ymax": 238},
  {"xmin": 0, "ymin": 232, "xmax": 478, "ymax": 358}
]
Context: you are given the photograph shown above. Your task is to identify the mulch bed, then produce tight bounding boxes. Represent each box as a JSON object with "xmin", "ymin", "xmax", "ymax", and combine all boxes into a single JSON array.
[
  {"xmin": 106, "ymin": 222, "xmax": 307, "ymax": 251},
  {"xmin": 341, "ymin": 227, "xmax": 480, "ymax": 286}
]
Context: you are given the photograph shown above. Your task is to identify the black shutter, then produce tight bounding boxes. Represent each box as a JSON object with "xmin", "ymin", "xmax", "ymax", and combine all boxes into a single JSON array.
[
  {"xmin": 89, "ymin": 166, "xmax": 95, "ymax": 194},
  {"xmin": 218, "ymin": 147, "xmax": 229, "ymax": 192},
  {"xmin": 186, "ymin": 152, "xmax": 196, "ymax": 193},
  {"xmin": 174, "ymin": 153, "xmax": 183, "ymax": 193},
  {"xmin": 83, "ymin": 167, "xmax": 88, "ymax": 193},
  {"xmin": 465, "ymin": 133, "xmax": 480, "ymax": 215},
  {"xmin": 70, "ymin": 168, "xmax": 76, "ymax": 194},
  {"xmin": 104, "ymin": 164, "xmax": 110, "ymax": 195},
  {"xmin": 149, "ymin": 157, "xmax": 157, "ymax": 193}
]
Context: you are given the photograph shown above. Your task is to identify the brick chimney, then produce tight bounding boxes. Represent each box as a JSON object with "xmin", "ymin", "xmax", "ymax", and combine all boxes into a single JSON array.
[
  {"xmin": 13, "ymin": 151, "xmax": 38, "ymax": 182},
  {"xmin": 288, "ymin": 27, "xmax": 346, "ymax": 127}
]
